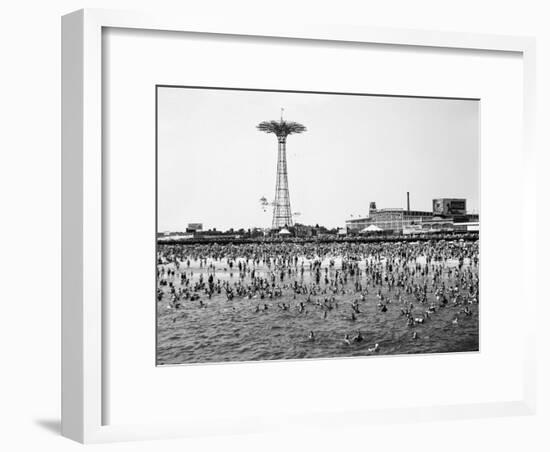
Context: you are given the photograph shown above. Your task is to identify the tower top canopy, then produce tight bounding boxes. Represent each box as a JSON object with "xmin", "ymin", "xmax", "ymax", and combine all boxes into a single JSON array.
[{"xmin": 256, "ymin": 118, "xmax": 307, "ymax": 138}]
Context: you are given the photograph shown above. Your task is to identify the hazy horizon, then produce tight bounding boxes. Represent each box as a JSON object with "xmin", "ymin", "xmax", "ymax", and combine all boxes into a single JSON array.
[{"xmin": 157, "ymin": 87, "xmax": 479, "ymax": 232}]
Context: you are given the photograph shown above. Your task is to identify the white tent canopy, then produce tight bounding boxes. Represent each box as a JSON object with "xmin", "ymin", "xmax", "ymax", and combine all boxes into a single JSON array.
[
  {"xmin": 279, "ymin": 228, "xmax": 291, "ymax": 235},
  {"xmin": 360, "ymin": 224, "xmax": 383, "ymax": 233}
]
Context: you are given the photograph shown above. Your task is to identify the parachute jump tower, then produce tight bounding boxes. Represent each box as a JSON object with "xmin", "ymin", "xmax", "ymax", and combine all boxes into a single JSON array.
[{"xmin": 256, "ymin": 109, "xmax": 306, "ymax": 229}]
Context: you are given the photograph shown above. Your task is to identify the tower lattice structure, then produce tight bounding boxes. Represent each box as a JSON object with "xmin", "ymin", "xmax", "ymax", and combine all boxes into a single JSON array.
[
  {"xmin": 273, "ymin": 135, "xmax": 292, "ymax": 229},
  {"xmin": 257, "ymin": 112, "xmax": 306, "ymax": 229}
]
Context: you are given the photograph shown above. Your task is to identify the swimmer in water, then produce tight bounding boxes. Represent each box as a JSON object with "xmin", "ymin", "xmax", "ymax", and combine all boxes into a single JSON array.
[
  {"xmin": 368, "ymin": 343, "xmax": 380, "ymax": 353},
  {"xmin": 344, "ymin": 334, "xmax": 351, "ymax": 345},
  {"xmin": 353, "ymin": 331, "xmax": 364, "ymax": 343},
  {"xmin": 308, "ymin": 331, "xmax": 315, "ymax": 341}
]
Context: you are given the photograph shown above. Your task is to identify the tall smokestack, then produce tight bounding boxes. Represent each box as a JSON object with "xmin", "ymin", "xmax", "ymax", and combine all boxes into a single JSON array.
[{"xmin": 407, "ymin": 192, "xmax": 410, "ymax": 212}]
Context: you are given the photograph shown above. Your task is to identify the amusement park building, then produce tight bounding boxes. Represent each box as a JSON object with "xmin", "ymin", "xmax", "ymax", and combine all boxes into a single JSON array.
[{"xmin": 346, "ymin": 199, "xmax": 478, "ymax": 234}]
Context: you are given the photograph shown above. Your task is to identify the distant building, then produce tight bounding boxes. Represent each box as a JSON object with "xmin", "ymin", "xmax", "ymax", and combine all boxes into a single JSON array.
[
  {"xmin": 432, "ymin": 198, "xmax": 466, "ymax": 216},
  {"xmin": 347, "ymin": 206, "xmax": 432, "ymax": 234},
  {"xmin": 186, "ymin": 223, "xmax": 203, "ymax": 233},
  {"xmin": 452, "ymin": 221, "xmax": 479, "ymax": 232},
  {"xmin": 432, "ymin": 198, "xmax": 480, "ymax": 224},
  {"xmin": 346, "ymin": 196, "xmax": 478, "ymax": 234}
]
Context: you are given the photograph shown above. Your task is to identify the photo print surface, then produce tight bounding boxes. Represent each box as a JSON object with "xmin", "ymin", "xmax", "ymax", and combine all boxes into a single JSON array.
[{"xmin": 156, "ymin": 86, "xmax": 479, "ymax": 365}]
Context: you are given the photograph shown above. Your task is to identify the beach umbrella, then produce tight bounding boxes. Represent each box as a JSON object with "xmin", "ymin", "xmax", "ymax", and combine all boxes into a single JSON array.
[{"xmin": 360, "ymin": 224, "xmax": 383, "ymax": 233}]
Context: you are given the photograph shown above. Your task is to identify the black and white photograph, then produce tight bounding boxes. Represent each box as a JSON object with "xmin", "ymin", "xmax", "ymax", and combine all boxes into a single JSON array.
[
  {"xmin": 156, "ymin": 86, "xmax": 480, "ymax": 365},
  {"xmin": 3, "ymin": 0, "xmax": 547, "ymax": 449}
]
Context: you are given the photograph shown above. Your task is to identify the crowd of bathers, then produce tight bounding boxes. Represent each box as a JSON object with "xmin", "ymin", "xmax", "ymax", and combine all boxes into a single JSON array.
[{"xmin": 156, "ymin": 240, "xmax": 479, "ymax": 354}]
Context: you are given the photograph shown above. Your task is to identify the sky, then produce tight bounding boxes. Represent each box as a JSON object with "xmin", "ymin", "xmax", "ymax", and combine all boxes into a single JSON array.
[{"xmin": 157, "ymin": 87, "xmax": 479, "ymax": 232}]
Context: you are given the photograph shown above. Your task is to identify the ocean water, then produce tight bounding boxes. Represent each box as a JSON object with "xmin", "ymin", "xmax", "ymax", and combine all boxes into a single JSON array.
[{"xmin": 156, "ymin": 243, "xmax": 479, "ymax": 365}]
